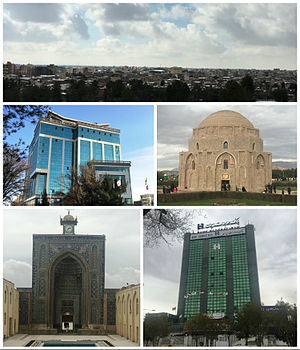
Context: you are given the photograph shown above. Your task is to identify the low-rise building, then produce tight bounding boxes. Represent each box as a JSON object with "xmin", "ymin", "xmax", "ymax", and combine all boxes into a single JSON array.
[
  {"xmin": 116, "ymin": 284, "xmax": 140, "ymax": 344},
  {"xmin": 3, "ymin": 279, "xmax": 19, "ymax": 338}
]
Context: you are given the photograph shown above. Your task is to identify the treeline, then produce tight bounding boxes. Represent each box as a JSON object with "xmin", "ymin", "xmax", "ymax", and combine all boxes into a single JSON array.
[
  {"xmin": 4, "ymin": 75, "xmax": 294, "ymax": 102},
  {"xmin": 272, "ymin": 168, "xmax": 297, "ymax": 180}
]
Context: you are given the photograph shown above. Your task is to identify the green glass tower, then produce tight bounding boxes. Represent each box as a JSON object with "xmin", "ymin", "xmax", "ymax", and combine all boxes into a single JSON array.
[{"xmin": 177, "ymin": 223, "xmax": 260, "ymax": 321}]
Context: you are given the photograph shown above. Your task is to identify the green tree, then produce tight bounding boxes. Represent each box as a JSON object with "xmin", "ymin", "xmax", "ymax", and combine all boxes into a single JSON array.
[
  {"xmin": 272, "ymin": 87, "xmax": 288, "ymax": 102},
  {"xmin": 41, "ymin": 189, "xmax": 49, "ymax": 206},
  {"xmin": 144, "ymin": 314, "xmax": 170, "ymax": 346},
  {"xmin": 61, "ymin": 164, "xmax": 126, "ymax": 206},
  {"xmin": 166, "ymin": 80, "xmax": 190, "ymax": 101},
  {"xmin": 241, "ymin": 74, "xmax": 255, "ymax": 101},
  {"xmin": 51, "ymin": 81, "xmax": 62, "ymax": 102},
  {"xmin": 235, "ymin": 302, "xmax": 263, "ymax": 346},
  {"xmin": 185, "ymin": 313, "xmax": 223, "ymax": 346},
  {"xmin": 272, "ymin": 300, "xmax": 297, "ymax": 346}
]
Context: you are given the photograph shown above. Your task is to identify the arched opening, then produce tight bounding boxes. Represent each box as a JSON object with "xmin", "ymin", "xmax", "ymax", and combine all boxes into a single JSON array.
[
  {"xmin": 53, "ymin": 256, "xmax": 82, "ymax": 329},
  {"xmin": 196, "ymin": 142, "xmax": 199, "ymax": 150},
  {"xmin": 49, "ymin": 252, "xmax": 87, "ymax": 331},
  {"xmin": 252, "ymin": 143, "xmax": 255, "ymax": 151},
  {"xmin": 223, "ymin": 141, "xmax": 228, "ymax": 149}
]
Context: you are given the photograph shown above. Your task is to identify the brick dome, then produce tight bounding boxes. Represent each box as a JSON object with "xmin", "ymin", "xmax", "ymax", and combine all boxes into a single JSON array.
[{"xmin": 199, "ymin": 110, "xmax": 254, "ymax": 128}]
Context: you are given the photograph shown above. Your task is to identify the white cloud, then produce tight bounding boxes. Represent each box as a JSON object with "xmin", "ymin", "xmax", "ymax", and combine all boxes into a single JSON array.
[
  {"xmin": 4, "ymin": 259, "xmax": 32, "ymax": 288},
  {"xmin": 3, "ymin": 3, "xmax": 296, "ymax": 68}
]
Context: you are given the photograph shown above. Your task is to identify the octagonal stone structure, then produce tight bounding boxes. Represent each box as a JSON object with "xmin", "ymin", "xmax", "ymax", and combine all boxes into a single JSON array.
[{"xmin": 178, "ymin": 110, "xmax": 272, "ymax": 193}]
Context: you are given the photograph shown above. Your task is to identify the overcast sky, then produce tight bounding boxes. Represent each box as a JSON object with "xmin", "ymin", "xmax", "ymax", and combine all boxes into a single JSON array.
[
  {"xmin": 3, "ymin": 3, "xmax": 296, "ymax": 69},
  {"xmin": 158, "ymin": 105, "xmax": 297, "ymax": 170},
  {"xmin": 144, "ymin": 208, "xmax": 297, "ymax": 315},
  {"xmin": 3, "ymin": 208, "xmax": 140, "ymax": 289}
]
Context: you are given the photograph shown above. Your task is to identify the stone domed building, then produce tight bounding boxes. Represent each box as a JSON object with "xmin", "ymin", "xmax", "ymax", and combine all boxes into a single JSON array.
[{"xmin": 178, "ymin": 110, "xmax": 272, "ymax": 192}]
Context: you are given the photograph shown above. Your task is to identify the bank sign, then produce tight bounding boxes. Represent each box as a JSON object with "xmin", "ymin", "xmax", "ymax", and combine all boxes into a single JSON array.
[{"xmin": 190, "ymin": 227, "xmax": 246, "ymax": 240}]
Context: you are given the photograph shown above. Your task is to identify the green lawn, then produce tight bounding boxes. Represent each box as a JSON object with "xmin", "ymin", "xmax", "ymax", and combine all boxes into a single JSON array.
[{"xmin": 158, "ymin": 198, "xmax": 296, "ymax": 206}]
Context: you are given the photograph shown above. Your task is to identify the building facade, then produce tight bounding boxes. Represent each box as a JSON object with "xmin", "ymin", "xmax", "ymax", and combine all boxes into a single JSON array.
[
  {"xmin": 116, "ymin": 284, "xmax": 140, "ymax": 344},
  {"xmin": 30, "ymin": 212, "xmax": 105, "ymax": 332},
  {"xmin": 178, "ymin": 110, "xmax": 272, "ymax": 193},
  {"xmin": 177, "ymin": 223, "xmax": 260, "ymax": 321},
  {"xmin": 24, "ymin": 110, "xmax": 132, "ymax": 205},
  {"xmin": 3, "ymin": 279, "xmax": 19, "ymax": 338}
]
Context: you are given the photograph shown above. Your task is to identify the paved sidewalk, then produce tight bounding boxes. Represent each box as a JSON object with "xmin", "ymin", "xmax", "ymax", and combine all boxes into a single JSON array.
[{"xmin": 4, "ymin": 333, "xmax": 139, "ymax": 347}]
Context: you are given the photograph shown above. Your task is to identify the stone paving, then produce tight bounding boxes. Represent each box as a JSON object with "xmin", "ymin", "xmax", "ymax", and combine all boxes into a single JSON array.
[{"xmin": 3, "ymin": 334, "xmax": 139, "ymax": 347}]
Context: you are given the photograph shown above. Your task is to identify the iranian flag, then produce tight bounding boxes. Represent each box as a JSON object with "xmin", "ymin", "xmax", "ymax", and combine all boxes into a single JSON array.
[
  {"xmin": 145, "ymin": 177, "xmax": 149, "ymax": 190},
  {"xmin": 117, "ymin": 177, "xmax": 121, "ymax": 188}
]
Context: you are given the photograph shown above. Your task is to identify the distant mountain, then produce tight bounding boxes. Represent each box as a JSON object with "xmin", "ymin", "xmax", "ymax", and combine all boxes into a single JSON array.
[{"xmin": 272, "ymin": 161, "xmax": 297, "ymax": 169}]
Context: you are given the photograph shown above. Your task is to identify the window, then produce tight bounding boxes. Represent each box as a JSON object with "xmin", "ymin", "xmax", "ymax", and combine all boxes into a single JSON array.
[
  {"xmin": 41, "ymin": 150, "xmax": 44, "ymax": 153},
  {"xmin": 129, "ymin": 299, "xmax": 132, "ymax": 313},
  {"xmin": 10, "ymin": 292, "xmax": 12, "ymax": 304},
  {"xmin": 136, "ymin": 298, "xmax": 139, "ymax": 314},
  {"xmin": 4, "ymin": 290, "xmax": 6, "ymax": 303},
  {"xmin": 4, "ymin": 313, "xmax": 6, "ymax": 325},
  {"xmin": 224, "ymin": 160, "xmax": 228, "ymax": 169},
  {"xmin": 192, "ymin": 160, "xmax": 195, "ymax": 170},
  {"xmin": 223, "ymin": 141, "xmax": 228, "ymax": 149},
  {"xmin": 252, "ymin": 143, "xmax": 255, "ymax": 150},
  {"xmin": 62, "ymin": 128, "xmax": 64, "ymax": 131},
  {"xmin": 55, "ymin": 126, "xmax": 58, "ymax": 130},
  {"xmin": 93, "ymin": 130, "xmax": 95, "ymax": 133}
]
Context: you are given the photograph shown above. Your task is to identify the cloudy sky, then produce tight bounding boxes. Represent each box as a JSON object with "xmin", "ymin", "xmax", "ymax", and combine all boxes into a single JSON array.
[
  {"xmin": 144, "ymin": 208, "xmax": 297, "ymax": 315},
  {"xmin": 3, "ymin": 208, "xmax": 140, "ymax": 289},
  {"xmin": 3, "ymin": 3, "xmax": 296, "ymax": 69},
  {"xmin": 158, "ymin": 105, "xmax": 297, "ymax": 170}
]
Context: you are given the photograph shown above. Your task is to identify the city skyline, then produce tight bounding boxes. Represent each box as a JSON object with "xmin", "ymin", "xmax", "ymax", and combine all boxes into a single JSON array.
[
  {"xmin": 144, "ymin": 209, "xmax": 297, "ymax": 315},
  {"xmin": 4, "ymin": 3, "xmax": 296, "ymax": 69}
]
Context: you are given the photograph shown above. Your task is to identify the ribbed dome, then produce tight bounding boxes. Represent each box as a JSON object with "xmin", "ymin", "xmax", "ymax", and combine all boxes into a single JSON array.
[
  {"xmin": 63, "ymin": 214, "xmax": 74, "ymax": 221},
  {"xmin": 199, "ymin": 110, "xmax": 254, "ymax": 128}
]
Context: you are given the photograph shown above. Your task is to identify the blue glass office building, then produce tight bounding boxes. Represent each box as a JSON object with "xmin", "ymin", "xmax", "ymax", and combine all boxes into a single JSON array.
[{"xmin": 24, "ymin": 111, "xmax": 132, "ymax": 205}]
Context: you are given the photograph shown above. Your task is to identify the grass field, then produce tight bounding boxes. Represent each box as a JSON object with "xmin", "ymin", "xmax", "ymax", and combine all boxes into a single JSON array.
[{"xmin": 158, "ymin": 198, "xmax": 296, "ymax": 206}]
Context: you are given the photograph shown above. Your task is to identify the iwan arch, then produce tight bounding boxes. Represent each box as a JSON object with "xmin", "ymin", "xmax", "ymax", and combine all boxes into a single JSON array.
[{"xmin": 178, "ymin": 110, "xmax": 272, "ymax": 192}]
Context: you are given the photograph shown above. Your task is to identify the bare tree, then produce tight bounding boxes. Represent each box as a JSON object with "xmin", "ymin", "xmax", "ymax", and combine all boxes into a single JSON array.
[
  {"xmin": 3, "ymin": 143, "xmax": 29, "ymax": 204},
  {"xmin": 144, "ymin": 209, "xmax": 206, "ymax": 247}
]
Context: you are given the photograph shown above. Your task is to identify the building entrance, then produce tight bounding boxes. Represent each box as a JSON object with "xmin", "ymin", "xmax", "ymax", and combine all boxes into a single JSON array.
[
  {"xmin": 221, "ymin": 180, "xmax": 230, "ymax": 191},
  {"xmin": 53, "ymin": 256, "xmax": 83, "ymax": 329}
]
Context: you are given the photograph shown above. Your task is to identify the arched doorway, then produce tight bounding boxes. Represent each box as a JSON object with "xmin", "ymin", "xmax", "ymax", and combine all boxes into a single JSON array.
[{"xmin": 49, "ymin": 252, "xmax": 88, "ymax": 331}]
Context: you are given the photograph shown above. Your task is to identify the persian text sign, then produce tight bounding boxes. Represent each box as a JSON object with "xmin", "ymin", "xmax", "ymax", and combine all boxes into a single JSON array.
[{"xmin": 190, "ymin": 227, "xmax": 246, "ymax": 240}]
